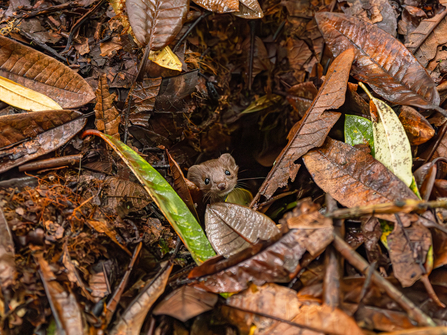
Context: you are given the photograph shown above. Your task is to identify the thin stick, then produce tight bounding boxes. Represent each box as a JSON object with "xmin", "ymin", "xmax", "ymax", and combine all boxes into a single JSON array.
[{"xmin": 332, "ymin": 234, "xmax": 436, "ymax": 327}]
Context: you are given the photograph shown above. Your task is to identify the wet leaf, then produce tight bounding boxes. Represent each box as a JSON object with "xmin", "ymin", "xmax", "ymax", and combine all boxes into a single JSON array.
[
  {"xmin": 344, "ymin": 114, "xmax": 374, "ymax": 153},
  {"xmin": 205, "ymin": 202, "xmax": 280, "ymax": 257},
  {"xmin": 253, "ymin": 48, "xmax": 355, "ymax": 201},
  {"xmin": 0, "ymin": 110, "xmax": 82, "ymax": 148},
  {"xmin": 153, "ymin": 286, "xmax": 218, "ymax": 322},
  {"xmin": 95, "ymin": 74, "xmax": 121, "ymax": 139},
  {"xmin": 0, "ymin": 117, "xmax": 87, "ymax": 174},
  {"xmin": 192, "ymin": 0, "xmax": 239, "ymax": 13},
  {"xmin": 303, "ymin": 137, "xmax": 419, "ymax": 224},
  {"xmin": 316, "ymin": 12, "xmax": 441, "ymax": 112},
  {"xmin": 399, "ymin": 106, "xmax": 435, "ymax": 146},
  {"xmin": 360, "ymin": 83, "xmax": 413, "ymax": 187},
  {"xmin": 0, "ymin": 36, "xmax": 94, "ymax": 108},
  {"xmin": 81, "ymin": 130, "xmax": 216, "ymax": 264},
  {"xmin": 0, "ymin": 76, "xmax": 62, "ymax": 111},
  {"xmin": 189, "ymin": 220, "xmax": 333, "ymax": 293},
  {"xmin": 149, "ymin": 46, "xmax": 182, "ymax": 71},
  {"xmin": 0, "ymin": 206, "xmax": 15, "ymax": 290},
  {"xmin": 224, "ymin": 283, "xmax": 363, "ymax": 335},
  {"xmin": 126, "ymin": 0, "xmax": 189, "ymax": 49},
  {"xmin": 35, "ymin": 254, "xmax": 84, "ymax": 335},
  {"xmin": 110, "ymin": 264, "xmax": 173, "ymax": 335}
]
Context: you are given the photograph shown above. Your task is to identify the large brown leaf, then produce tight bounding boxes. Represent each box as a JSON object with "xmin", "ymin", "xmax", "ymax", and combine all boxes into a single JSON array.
[
  {"xmin": 0, "ymin": 36, "xmax": 94, "ymax": 108},
  {"xmin": 188, "ymin": 220, "xmax": 333, "ymax": 293},
  {"xmin": 126, "ymin": 0, "xmax": 189, "ymax": 49},
  {"xmin": 0, "ymin": 117, "xmax": 87, "ymax": 174},
  {"xmin": 315, "ymin": 12, "xmax": 441, "ymax": 111},
  {"xmin": 191, "ymin": 0, "xmax": 238, "ymax": 13},
  {"xmin": 0, "ymin": 110, "xmax": 82, "ymax": 148},
  {"xmin": 205, "ymin": 202, "xmax": 280, "ymax": 257},
  {"xmin": 251, "ymin": 48, "xmax": 354, "ymax": 203},
  {"xmin": 224, "ymin": 283, "xmax": 363, "ymax": 335},
  {"xmin": 302, "ymin": 137, "xmax": 419, "ymax": 224}
]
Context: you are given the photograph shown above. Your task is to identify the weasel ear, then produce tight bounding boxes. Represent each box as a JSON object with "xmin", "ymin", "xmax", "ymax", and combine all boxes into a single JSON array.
[
  {"xmin": 186, "ymin": 165, "xmax": 201, "ymax": 182},
  {"xmin": 220, "ymin": 153, "xmax": 236, "ymax": 166}
]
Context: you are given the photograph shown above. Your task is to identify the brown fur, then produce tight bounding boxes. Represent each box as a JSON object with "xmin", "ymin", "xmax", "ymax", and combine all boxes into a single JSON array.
[{"xmin": 187, "ymin": 153, "xmax": 238, "ymax": 203}]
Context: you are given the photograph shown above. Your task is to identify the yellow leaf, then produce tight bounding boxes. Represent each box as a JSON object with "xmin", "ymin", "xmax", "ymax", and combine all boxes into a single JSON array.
[
  {"xmin": 149, "ymin": 46, "xmax": 182, "ymax": 72},
  {"xmin": 0, "ymin": 76, "xmax": 62, "ymax": 111}
]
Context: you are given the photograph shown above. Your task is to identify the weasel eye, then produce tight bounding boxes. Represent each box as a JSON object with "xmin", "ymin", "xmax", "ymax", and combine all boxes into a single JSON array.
[
  {"xmin": 225, "ymin": 170, "xmax": 231, "ymax": 176},
  {"xmin": 204, "ymin": 178, "xmax": 210, "ymax": 185}
]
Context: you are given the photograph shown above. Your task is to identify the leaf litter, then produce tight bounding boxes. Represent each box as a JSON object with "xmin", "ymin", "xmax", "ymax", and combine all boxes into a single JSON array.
[{"xmin": 4, "ymin": 0, "xmax": 447, "ymax": 333}]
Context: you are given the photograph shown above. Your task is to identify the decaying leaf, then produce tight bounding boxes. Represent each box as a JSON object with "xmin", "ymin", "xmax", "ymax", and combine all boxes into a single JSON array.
[
  {"xmin": 205, "ymin": 202, "xmax": 280, "ymax": 257},
  {"xmin": 110, "ymin": 264, "xmax": 173, "ymax": 335},
  {"xmin": 287, "ymin": 38, "xmax": 312, "ymax": 72},
  {"xmin": 0, "ymin": 36, "xmax": 94, "ymax": 108},
  {"xmin": 126, "ymin": 0, "xmax": 189, "ymax": 49},
  {"xmin": 189, "ymin": 218, "xmax": 333, "ymax": 293},
  {"xmin": 153, "ymin": 285, "xmax": 218, "ymax": 322},
  {"xmin": 0, "ymin": 205, "xmax": 15, "ymax": 290},
  {"xmin": 242, "ymin": 37, "xmax": 271, "ymax": 80},
  {"xmin": 303, "ymin": 137, "xmax": 418, "ymax": 224},
  {"xmin": 86, "ymin": 219, "xmax": 132, "ymax": 256},
  {"xmin": 0, "ymin": 76, "xmax": 62, "ymax": 111},
  {"xmin": 224, "ymin": 283, "xmax": 364, "ymax": 335},
  {"xmin": 155, "ymin": 70, "xmax": 199, "ymax": 110},
  {"xmin": 252, "ymin": 48, "xmax": 355, "ymax": 203},
  {"xmin": 316, "ymin": 12, "xmax": 441, "ymax": 112},
  {"xmin": 35, "ymin": 254, "xmax": 84, "ymax": 335},
  {"xmin": 95, "ymin": 74, "xmax": 121, "ymax": 139},
  {"xmin": 0, "ymin": 117, "xmax": 87, "ymax": 174},
  {"xmin": 233, "ymin": 0, "xmax": 264, "ymax": 18},
  {"xmin": 0, "ymin": 110, "xmax": 82, "ymax": 148},
  {"xmin": 387, "ymin": 221, "xmax": 432, "ymax": 287},
  {"xmin": 129, "ymin": 76, "xmax": 162, "ymax": 113}
]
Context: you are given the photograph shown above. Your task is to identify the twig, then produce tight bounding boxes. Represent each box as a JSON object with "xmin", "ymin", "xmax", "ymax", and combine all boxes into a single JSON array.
[
  {"xmin": 172, "ymin": 11, "xmax": 211, "ymax": 53},
  {"xmin": 332, "ymin": 234, "xmax": 437, "ymax": 327}
]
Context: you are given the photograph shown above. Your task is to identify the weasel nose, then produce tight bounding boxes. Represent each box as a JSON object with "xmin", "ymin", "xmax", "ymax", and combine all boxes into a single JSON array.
[{"xmin": 217, "ymin": 183, "xmax": 226, "ymax": 191}]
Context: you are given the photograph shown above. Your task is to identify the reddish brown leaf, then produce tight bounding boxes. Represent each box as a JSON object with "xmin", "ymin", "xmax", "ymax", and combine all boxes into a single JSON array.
[
  {"xmin": 315, "ymin": 12, "xmax": 441, "ymax": 112},
  {"xmin": 224, "ymin": 283, "xmax": 363, "ymax": 335},
  {"xmin": 0, "ymin": 36, "xmax": 94, "ymax": 108},
  {"xmin": 126, "ymin": 0, "xmax": 189, "ymax": 49},
  {"xmin": 251, "ymin": 48, "xmax": 355, "ymax": 203},
  {"xmin": 188, "ymin": 221, "xmax": 333, "ymax": 293},
  {"xmin": 153, "ymin": 286, "xmax": 218, "ymax": 322},
  {"xmin": 95, "ymin": 74, "xmax": 121, "ymax": 139},
  {"xmin": 399, "ymin": 106, "xmax": 435, "ymax": 145},
  {"xmin": 287, "ymin": 38, "xmax": 312, "ymax": 72},
  {"xmin": 302, "ymin": 137, "xmax": 419, "ymax": 224},
  {"xmin": 0, "ymin": 110, "xmax": 82, "ymax": 148}
]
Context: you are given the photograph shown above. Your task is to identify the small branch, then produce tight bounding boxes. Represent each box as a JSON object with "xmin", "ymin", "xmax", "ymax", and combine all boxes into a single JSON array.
[{"xmin": 332, "ymin": 234, "xmax": 437, "ymax": 327}]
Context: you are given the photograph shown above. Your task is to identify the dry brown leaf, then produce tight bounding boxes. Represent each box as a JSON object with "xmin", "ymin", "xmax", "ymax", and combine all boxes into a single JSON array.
[
  {"xmin": 86, "ymin": 219, "xmax": 132, "ymax": 256},
  {"xmin": 252, "ymin": 48, "xmax": 355, "ymax": 203},
  {"xmin": 35, "ymin": 254, "xmax": 84, "ymax": 335},
  {"xmin": 316, "ymin": 12, "xmax": 441, "ymax": 112},
  {"xmin": 95, "ymin": 74, "xmax": 121, "ymax": 139},
  {"xmin": 0, "ymin": 36, "xmax": 94, "ymax": 108},
  {"xmin": 224, "ymin": 283, "xmax": 363, "ymax": 335},
  {"xmin": 126, "ymin": 0, "xmax": 189, "ymax": 49},
  {"xmin": 0, "ymin": 206, "xmax": 15, "ymax": 290},
  {"xmin": 192, "ymin": 0, "xmax": 239, "ymax": 13},
  {"xmin": 205, "ymin": 202, "xmax": 280, "ymax": 257},
  {"xmin": 110, "ymin": 264, "xmax": 173, "ymax": 335}
]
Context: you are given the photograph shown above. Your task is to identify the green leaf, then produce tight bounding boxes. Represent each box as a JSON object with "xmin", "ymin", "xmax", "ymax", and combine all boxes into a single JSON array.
[
  {"xmin": 359, "ymin": 83, "xmax": 413, "ymax": 188},
  {"xmin": 82, "ymin": 130, "xmax": 216, "ymax": 264},
  {"xmin": 344, "ymin": 114, "xmax": 374, "ymax": 155}
]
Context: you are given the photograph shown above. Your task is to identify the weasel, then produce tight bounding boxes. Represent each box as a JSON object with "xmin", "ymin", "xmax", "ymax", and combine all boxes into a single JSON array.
[{"xmin": 187, "ymin": 153, "xmax": 239, "ymax": 203}]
